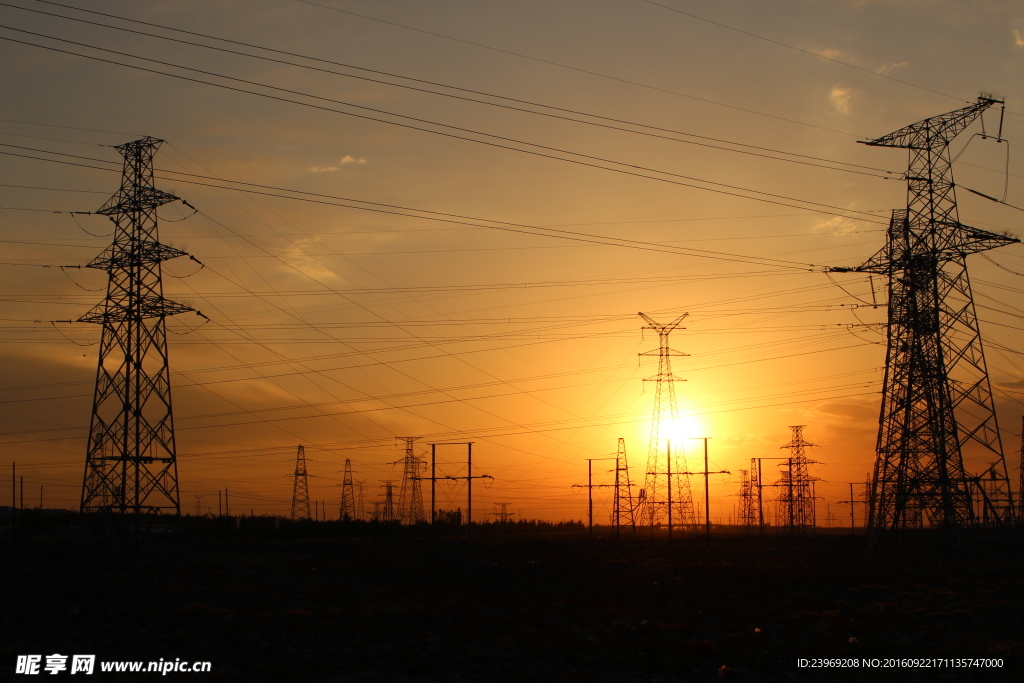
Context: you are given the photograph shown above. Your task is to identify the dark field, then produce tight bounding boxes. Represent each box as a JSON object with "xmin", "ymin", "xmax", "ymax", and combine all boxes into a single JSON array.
[{"xmin": 2, "ymin": 523, "xmax": 1022, "ymax": 682}]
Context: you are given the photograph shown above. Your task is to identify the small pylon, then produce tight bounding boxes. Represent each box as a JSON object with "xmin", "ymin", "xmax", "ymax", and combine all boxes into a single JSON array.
[
  {"xmin": 380, "ymin": 480, "xmax": 396, "ymax": 522},
  {"xmin": 738, "ymin": 469, "xmax": 757, "ymax": 530},
  {"xmin": 339, "ymin": 459, "xmax": 356, "ymax": 521},
  {"xmin": 611, "ymin": 438, "xmax": 636, "ymax": 533},
  {"xmin": 290, "ymin": 445, "xmax": 311, "ymax": 520}
]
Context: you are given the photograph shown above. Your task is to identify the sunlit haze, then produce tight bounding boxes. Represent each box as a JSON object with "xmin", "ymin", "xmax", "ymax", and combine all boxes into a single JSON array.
[{"xmin": 1, "ymin": 0, "xmax": 1022, "ymax": 524}]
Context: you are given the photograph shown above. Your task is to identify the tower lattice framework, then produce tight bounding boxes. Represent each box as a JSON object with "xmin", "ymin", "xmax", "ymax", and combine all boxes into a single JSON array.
[
  {"xmin": 775, "ymin": 425, "xmax": 818, "ymax": 530},
  {"xmin": 290, "ymin": 445, "xmax": 311, "ymax": 520},
  {"xmin": 832, "ymin": 97, "xmax": 1017, "ymax": 537},
  {"xmin": 79, "ymin": 137, "xmax": 197, "ymax": 515},
  {"xmin": 738, "ymin": 469, "xmax": 757, "ymax": 529},
  {"xmin": 340, "ymin": 458, "xmax": 356, "ymax": 520},
  {"xmin": 611, "ymin": 437, "xmax": 636, "ymax": 531},
  {"xmin": 637, "ymin": 312, "xmax": 697, "ymax": 528},
  {"xmin": 396, "ymin": 436, "xmax": 426, "ymax": 524}
]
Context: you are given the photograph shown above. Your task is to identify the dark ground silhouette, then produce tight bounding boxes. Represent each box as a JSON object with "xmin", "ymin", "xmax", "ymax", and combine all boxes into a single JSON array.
[{"xmin": 2, "ymin": 520, "xmax": 1020, "ymax": 682}]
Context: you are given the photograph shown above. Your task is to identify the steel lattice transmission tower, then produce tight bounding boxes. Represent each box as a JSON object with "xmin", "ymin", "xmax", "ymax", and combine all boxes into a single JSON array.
[
  {"xmin": 832, "ymin": 97, "xmax": 1018, "ymax": 538},
  {"xmin": 79, "ymin": 137, "xmax": 199, "ymax": 516},
  {"xmin": 738, "ymin": 469, "xmax": 757, "ymax": 530},
  {"xmin": 290, "ymin": 445, "xmax": 311, "ymax": 520},
  {"xmin": 339, "ymin": 458, "xmax": 356, "ymax": 521},
  {"xmin": 637, "ymin": 312, "xmax": 697, "ymax": 529},
  {"xmin": 396, "ymin": 436, "xmax": 426, "ymax": 524},
  {"xmin": 611, "ymin": 437, "xmax": 636, "ymax": 533},
  {"xmin": 775, "ymin": 426, "xmax": 818, "ymax": 531},
  {"xmin": 1018, "ymin": 416, "xmax": 1024, "ymax": 522}
]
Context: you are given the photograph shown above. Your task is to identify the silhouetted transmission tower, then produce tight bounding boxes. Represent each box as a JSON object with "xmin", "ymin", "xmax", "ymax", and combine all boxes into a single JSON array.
[
  {"xmin": 833, "ymin": 97, "xmax": 1018, "ymax": 539},
  {"xmin": 637, "ymin": 312, "xmax": 697, "ymax": 529},
  {"xmin": 290, "ymin": 445, "xmax": 311, "ymax": 520},
  {"xmin": 79, "ymin": 137, "xmax": 201, "ymax": 516},
  {"xmin": 611, "ymin": 437, "xmax": 636, "ymax": 533},
  {"xmin": 775, "ymin": 426, "xmax": 818, "ymax": 531},
  {"xmin": 396, "ymin": 436, "xmax": 426, "ymax": 524},
  {"xmin": 339, "ymin": 458, "xmax": 356, "ymax": 521}
]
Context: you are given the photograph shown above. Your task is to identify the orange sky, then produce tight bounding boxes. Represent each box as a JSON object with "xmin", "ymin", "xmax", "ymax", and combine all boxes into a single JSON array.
[{"xmin": 1, "ymin": 0, "xmax": 1023, "ymax": 522}]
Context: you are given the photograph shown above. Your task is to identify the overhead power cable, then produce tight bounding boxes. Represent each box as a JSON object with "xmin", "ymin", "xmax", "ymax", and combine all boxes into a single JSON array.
[
  {"xmin": 0, "ymin": 28, "xmax": 888, "ymax": 228},
  {"xmin": 0, "ymin": 143, "xmax": 863, "ymax": 269},
  {"xmin": 288, "ymin": 0, "xmax": 861, "ymax": 136},
  {"xmin": 637, "ymin": 0, "xmax": 997, "ymax": 111},
  {"xmin": 5, "ymin": 0, "xmax": 893, "ymax": 177}
]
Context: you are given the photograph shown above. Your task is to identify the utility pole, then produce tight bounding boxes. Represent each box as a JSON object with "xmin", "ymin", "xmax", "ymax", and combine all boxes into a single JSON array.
[
  {"xmin": 572, "ymin": 458, "xmax": 615, "ymax": 540},
  {"xmin": 432, "ymin": 443, "xmax": 491, "ymax": 540},
  {"xmin": 78, "ymin": 137, "xmax": 203, "ymax": 521},
  {"xmin": 691, "ymin": 437, "xmax": 729, "ymax": 544},
  {"xmin": 290, "ymin": 445, "xmax": 311, "ymax": 520},
  {"xmin": 838, "ymin": 482, "xmax": 867, "ymax": 535},
  {"xmin": 831, "ymin": 97, "xmax": 1017, "ymax": 542},
  {"xmin": 637, "ymin": 312, "xmax": 697, "ymax": 531}
]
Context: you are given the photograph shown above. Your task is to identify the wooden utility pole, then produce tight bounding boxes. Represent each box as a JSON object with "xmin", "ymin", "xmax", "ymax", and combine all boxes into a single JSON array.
[{"xmin": 572, "ymin": 458, "xmax": 615, "ymax": 539}]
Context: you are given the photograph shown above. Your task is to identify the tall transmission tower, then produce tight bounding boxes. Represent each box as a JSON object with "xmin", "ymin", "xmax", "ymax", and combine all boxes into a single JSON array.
[
  {"xmin": 611, "ymin": 437, "xmax": 636, "ymax": 533},
  {"xmin": 79, "ymin": 137, "xmax": 201, "ymax": 516},
  {"xmin": 1018, "ymin": 416, "xmax": 1024, "ymax": 522},
  {"xmin": 775, "ymin": 426, "xmax": 818, "ymax": 531},
  {"xmin": 396, "ymin": 437, "xmax": 426, "ymax": 524},
  {"xmin": 290, "ymin": 445, "xmax": 311, "ymax": 520},
  {"xmin": 833, "ymin": 96, "xmax": 1018, "ymax": 539},
  {"xmin": 339, "ymin": 459, "xmax": 356, "ymax": 521},
  {"xmin": 637, "ymin": 312, "xmax": 697, "ymax": 529}
]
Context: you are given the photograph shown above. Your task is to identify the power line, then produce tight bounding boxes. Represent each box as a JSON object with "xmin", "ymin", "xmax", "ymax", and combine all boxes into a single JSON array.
[
  {"xmin": 5, "ymin": 0, "xmax": 894, "ymax": 177},
  {"xmin": 0, "ymin": 142, "xmax": 883, "ymax": 270},
  {"xmin": 0, "ymin": 29, "xmax": 889, "ymax": 230},
  {"xmin": 636, "ymin": 0, "xmax": 990, "ymax": 110},
  {"xmin": 290, "ymin": 0, "xmax": 862, "ymax": 136}
]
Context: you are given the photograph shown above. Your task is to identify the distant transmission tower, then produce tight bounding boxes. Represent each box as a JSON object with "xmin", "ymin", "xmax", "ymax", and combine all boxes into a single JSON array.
[
  {"xmin": 637, "ymin": 312, "xmax": 697, "ymax": 529},
  {"xmin": 611, "ymin": 437, "xmax": 636, "ymax": 534},
  {"xmin": 738, "ymin": 469, "xmax": 757, "ymax": 530},
  {"xmin": 396, "ymin": 436, "xmax": 426, "ymax": 524},
  {"xmin": 79, "ymin": 137, "xmax": 201, "ymax": 516},
  {"xmin": 339, "ymin": 459, "xmax": 356, "ymax": 521},
  {"xmin": 290, "ymin": 445, "xmax": 311, "ymax": 520},
  {"xmin": 492, "ymin": 502, "xmax": 515, "ymax": 523},
  {"xmin": 380, "ymin": 480, "xmax": 396, "ymax": 522},
  {"xmin": 832, "ymin": 96, "xmax": 1017, "ymax": 540},
  {"xmin": 775, "ymin": 426, "xmax": 818, "ymax": 531}
]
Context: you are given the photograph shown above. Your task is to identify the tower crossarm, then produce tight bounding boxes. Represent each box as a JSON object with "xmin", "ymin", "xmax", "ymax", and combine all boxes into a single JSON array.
[{"xmin": 861, "ymin": 97, "xmax": 1000, "ymax": 150}]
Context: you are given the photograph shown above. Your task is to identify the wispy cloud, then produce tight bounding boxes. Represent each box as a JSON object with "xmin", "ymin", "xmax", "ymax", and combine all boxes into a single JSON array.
[
  {"xmin": 308, "ymin": 156, "xmax": 367, "ymax": 172},
  {"xmin": 829, "ymin": 86, "xmax": 851, "ymax": 115},
  {"xmin": 877, "ymin": 61, "xmax": 908, "ymax": 75},
  {"xmin": 1014, "ymin": 29, "xmax": 1024, "ymax": 46}
]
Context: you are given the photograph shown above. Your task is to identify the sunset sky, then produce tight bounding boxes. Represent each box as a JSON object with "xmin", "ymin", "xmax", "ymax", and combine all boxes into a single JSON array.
[{"xmin": 2, "ymin": 0, "xmax": 1023, "ymax": 523}]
